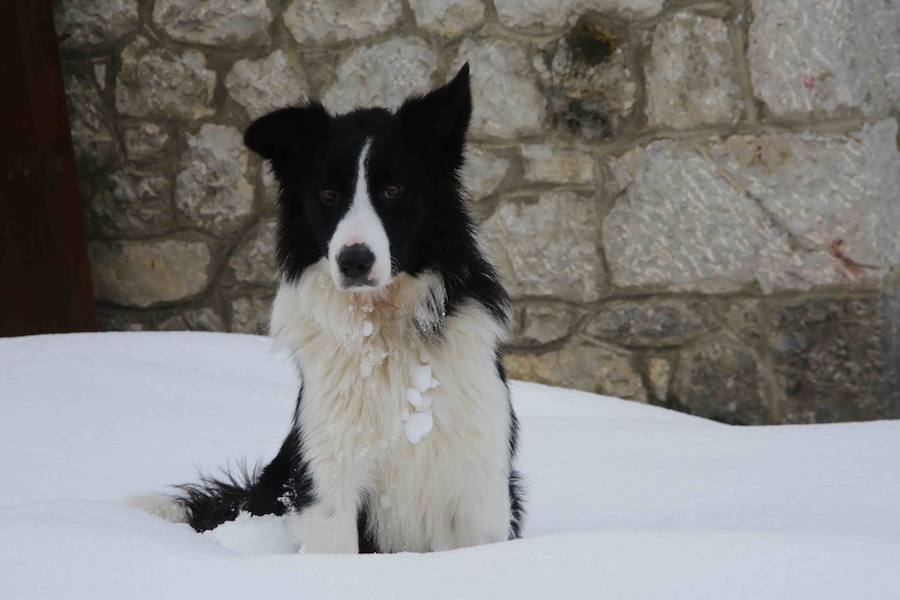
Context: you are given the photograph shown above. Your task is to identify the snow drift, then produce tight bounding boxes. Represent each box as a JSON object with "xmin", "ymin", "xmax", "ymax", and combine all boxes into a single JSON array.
[{"xmin": 1, "ymin": 332, "xmax": 899, "ymax": 599}]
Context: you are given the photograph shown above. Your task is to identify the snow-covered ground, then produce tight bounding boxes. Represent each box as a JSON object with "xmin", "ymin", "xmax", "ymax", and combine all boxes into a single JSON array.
[{"xmin": 2, "ymin": 332, "xmax": 899, "ymax": 599}]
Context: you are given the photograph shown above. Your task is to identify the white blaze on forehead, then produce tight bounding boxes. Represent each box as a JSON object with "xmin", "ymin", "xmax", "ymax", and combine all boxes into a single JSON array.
[{"xmin": 327, "ymin": 138, "xmax": 392, "ymax": 289}]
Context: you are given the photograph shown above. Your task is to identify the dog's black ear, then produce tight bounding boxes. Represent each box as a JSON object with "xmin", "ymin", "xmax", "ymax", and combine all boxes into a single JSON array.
[
  {"xmin": 398, "ymin": 64, "xmax": 472, "ymax": 159},
  {"xmin": 244, "ymin": 102, "xmax": 330, "ymax": 170}
]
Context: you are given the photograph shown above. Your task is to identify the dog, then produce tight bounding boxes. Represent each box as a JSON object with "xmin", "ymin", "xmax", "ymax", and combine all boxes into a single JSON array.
[{"xmin": 145, "ymin": 65, "xmax": 523, "ymax": 553}]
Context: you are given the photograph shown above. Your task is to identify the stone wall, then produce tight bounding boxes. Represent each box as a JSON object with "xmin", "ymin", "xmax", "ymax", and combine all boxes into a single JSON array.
[{"xmin": 55, "ymin": 0, "xmax": 900, "ymax": 424}]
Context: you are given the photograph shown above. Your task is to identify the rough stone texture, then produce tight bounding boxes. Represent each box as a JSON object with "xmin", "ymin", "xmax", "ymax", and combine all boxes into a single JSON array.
[
  {"xmin": 463, "ymin": 146, "xmax": 509, "ymax": 200},
  {"xmin": 483, "ymin": 191, "xmax": 605, "ymax": 302},
  {"xmin": 603, "ymin": 146, "xmax": 643, "ymax": 197},
  {"xmin": 722, "ymin": 299, "xmax": 765, "ymax": 347},
  {"xmin": 89, "ymin": 240, "xmax": 211, "ymax": 307},
  {"xmin": 494, "ymin": 0, "xmax": 664, "ymax": 30},
  {"xmin": 153, "ymin": 0, "xmax": 272, "ymax": 45},
  {"xmin": 122, "ymin": 123, "xmax": 170, "ymax": 163},
  {"xmin": 85, "ymin": 169, "xmax": 172, "ymax": 237},
  {"xmin": 92, "ymin": 62, "xmax": 108, "ymax": 90},
  {"xmin": 412, "ymin": 0, "xmax": 484, "ymax": 38},
  {"xmin": 116, "ymin": 37, "xmax": 216, "ymax": 120},
  {"xmin": 53, "ymin": 0, "xmax": 138, "ymax": 49},
  {"xmin": 512, "ymin": 304, "xmax": 581, "ymax": 347},
  {"xmin": 645, "ymin": 14, "xmax": 742, "ymax": 129},
  {"xmin": 603, "ymin": 121, "xmax": 900, "ymax": 293},
  {"xmin": 453, "ymin": 39, "xmax": 547, "ymax": 139},
  {"xmin": 605, "ymin": 140, "xmax": 774, "ymax": 292},
  {"xmin": 226, "ymin": 50, "xmax": 309, "ymax": 119},
  {"xmin": 718, "ymin": 121, "xmax": 900, "ymax": 273},
  {"xmin": 63, "ymin": 72, "xmax": 118, "ymax": 171},
  {"xmin": 506, "ymin": 344, "xmax": 646, "ymax": 401},
  {"xmin": 96, "ymin": 310, "xmax": 147, "ymax": 332},
  {"xmin": 583, "ymin": 299, "xmax": 715, "ymax": 347},
  {"xmin": 230, "ymin": 296, "xmax": 272, "ymax": 334},
  {"xmin": 323, "ymin": 38, "xmax": 437, "ymax": 114},
  {"xmin": 284, "ymin": 0, "xmax": 403, "ymax": 45},
  {"xmin": 748, "ymin": 0, "xmax": 900, "ymax": 118},
  {"xmin": 176, "ymin": 124, "xmax": 254, "ymax": 234},
  {"xmin": 229, "ymin": 217, "xmax": 278, "ymax": 284},
  {"xmin": 672, "ymin": 335, "xmax": 767, "ymax": 424},
  {"xmin": 58, "ymin": 0, "xmax": 900, "ymax": 424},
  {"xmin": 534, "ymin": 17, "xmax": 637, "ymax": 139},
  {"xmin": 647, "ymin": 357, "xmax": 671, "ymax": 402},
  {"xmin": 771, "ymin": 297, "xmax": 900, "ymax": 423},
  {"xmin": 158, "ymin": 308, "xmax": 225, "ymax": 332},
  {"xmin": 521, "ymin": 144, "xmax": 594, "ymax": 184}
]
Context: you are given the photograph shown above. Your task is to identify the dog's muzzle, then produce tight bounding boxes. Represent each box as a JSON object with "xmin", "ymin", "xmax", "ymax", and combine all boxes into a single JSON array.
[{"xmin": 337, "ymin": 243, "xmax": 376, "ymax": 288}]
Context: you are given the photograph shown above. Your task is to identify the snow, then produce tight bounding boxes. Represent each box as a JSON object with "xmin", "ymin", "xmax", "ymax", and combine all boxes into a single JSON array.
[
  {"xmin": 2, "ymin": 331, "xmax": 900, "ymax": 599},
  {"xmin": 406, "ymin": 387, "xmax": 424, "ymax": 409},
  {"xmin": 361, "ymin": 320, "xmax": 373, "ymax": 337},
  {"xmin": 410, "ymin": 362, "xmax": 433, "ymax": 392},
  {"xmin": 204, "ymin": 512, "xmax": 300, "ymax": 555},
  {"xmin": 403, "ymin": 410, "xmax": 434, "ymax": 444},
  {"xmin": 406, "ymin": 360, "xmax": 436, "ymax": 442}
]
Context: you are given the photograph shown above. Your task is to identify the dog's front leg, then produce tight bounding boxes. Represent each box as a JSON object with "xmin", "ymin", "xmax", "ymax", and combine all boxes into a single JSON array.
[
  {"xmin": 290, "ymin": 501, "xmax": 359, "ymax": 554},
  {"xmin": 289, "ymin": 465, "xmax": 365, "ymax": 554},
  {"xmin": 452, "ymin": 465, "xmax": 513, "ymax": 549}
]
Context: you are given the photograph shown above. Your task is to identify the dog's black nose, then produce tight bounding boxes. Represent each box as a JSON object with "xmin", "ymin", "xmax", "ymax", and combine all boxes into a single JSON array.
[{"xmin": 337, "ymin": 244, "xmax": 375, "ymax": 282}]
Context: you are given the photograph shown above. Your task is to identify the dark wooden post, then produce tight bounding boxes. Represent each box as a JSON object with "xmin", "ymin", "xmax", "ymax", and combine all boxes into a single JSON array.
[{"xmin": 0, "ymin": 0, "xmax": 96, "ymax": 336}]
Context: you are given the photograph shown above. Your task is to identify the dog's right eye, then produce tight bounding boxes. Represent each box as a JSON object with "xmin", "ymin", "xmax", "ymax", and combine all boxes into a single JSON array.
[{"xmin": 319, "ymin": 189, "xmax": 337, "ymax": 205}]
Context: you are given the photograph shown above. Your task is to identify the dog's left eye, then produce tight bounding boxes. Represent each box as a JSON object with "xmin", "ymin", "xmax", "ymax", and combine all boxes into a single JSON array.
[
  {"xmin": 382, "ymin": 184, "xmax": 403, "ymax": 200},
  {"xmin": 319, "ymin": 188, "xmax": 337, "ymax": 205}
]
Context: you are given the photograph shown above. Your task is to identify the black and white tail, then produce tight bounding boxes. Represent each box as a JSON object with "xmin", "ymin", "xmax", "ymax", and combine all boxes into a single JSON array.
[{"xmin": 130, "ymin": 430, "xmax": 305, "ymax": 532}]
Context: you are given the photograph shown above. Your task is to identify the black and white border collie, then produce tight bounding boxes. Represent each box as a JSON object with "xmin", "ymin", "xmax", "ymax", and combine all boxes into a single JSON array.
[{"xmin": 143, "ymin": 65, "xmax": 524, "ymax": 553}]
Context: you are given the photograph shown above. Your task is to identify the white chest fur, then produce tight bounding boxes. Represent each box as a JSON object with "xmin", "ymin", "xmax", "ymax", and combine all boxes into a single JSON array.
[{"xmin": 271, "ymin": 262, "xmax": 513, "ymax": 552}]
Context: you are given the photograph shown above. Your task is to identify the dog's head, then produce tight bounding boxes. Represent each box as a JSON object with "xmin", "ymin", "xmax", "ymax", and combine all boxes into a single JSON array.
[{"xmin": 245, "ymin": 65, "xmax": 473, "ymax": 292}]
